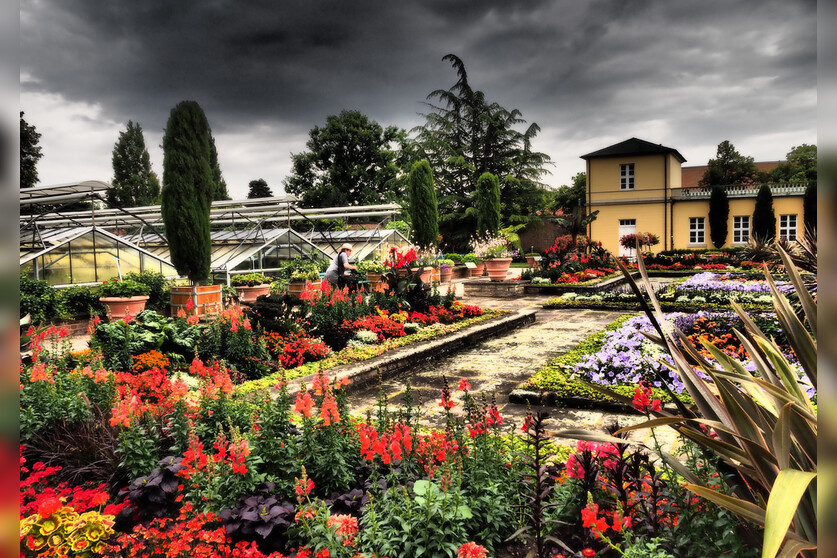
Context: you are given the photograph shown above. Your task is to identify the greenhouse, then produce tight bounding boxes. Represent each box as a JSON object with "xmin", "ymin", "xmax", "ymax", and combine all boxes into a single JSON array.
[
  {"xmin": 21, "ymin": 181, "xmax": 405, "ymax": 286},
  {"xmin": 20, "ymin": 226, "xmax": 180, "ymax": 286}
]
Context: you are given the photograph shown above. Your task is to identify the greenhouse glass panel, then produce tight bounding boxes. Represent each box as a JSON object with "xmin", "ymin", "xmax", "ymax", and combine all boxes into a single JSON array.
[
  {"xmin": 117, "ymin": 244, "xmax": 142, "ymax": 275},
  {"xmin": 94, "ymin": 234, "xmax": 120, "ymax": 280},
  {"xmin": 42, "ymin": 251, "xmax": 71, "ymax": 285}
]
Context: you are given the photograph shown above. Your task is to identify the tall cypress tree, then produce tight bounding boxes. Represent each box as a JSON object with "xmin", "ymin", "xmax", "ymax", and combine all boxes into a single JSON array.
[
  {"xmin": 109, "ymin": 121, "xmax": 160, "ymax": 208},
  {"xmin": 708, "ymin": 185, "xmax": 729, "ymax": 248},
  {"xmin": 475, "ymin": 172, "xmax": 501, "ymax": 236},
  {"xmin": 20, "ymin": 112, "xmax": 43, "ymax": 190},
  {"xmin": 408, "ymin": 160, "xmax": 439, "ymax": 248},
  {"xmin": 209, "ymin": 136, "xmax": 230, "ymax": 200},
  {"xmin": 803, "ymin": 183, "xmax": 816, "ymax": 232},
  {"xmin": 752, "ymin": 184, "xmax": 776, "ymax": 241},
  {"xmin": 161, "ymin": 101, "xmax": 214, "ymax": 284}
]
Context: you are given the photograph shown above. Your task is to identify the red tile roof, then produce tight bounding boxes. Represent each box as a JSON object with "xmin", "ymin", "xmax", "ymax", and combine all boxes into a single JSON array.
[{"xmin": 680, "ymin": 161, "xmax": 783, "ymax": 188}]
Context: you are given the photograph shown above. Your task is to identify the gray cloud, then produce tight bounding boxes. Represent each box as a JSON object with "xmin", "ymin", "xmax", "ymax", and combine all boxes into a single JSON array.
[{"xmin": 20, "ymin": 0, "xmax": 816, "ymax": 195}]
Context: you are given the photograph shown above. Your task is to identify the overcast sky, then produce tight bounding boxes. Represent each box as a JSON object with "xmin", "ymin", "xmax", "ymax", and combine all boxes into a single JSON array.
[{"xmin": 20, "ymin": 0, "xmax": 817, "ymax": 199}]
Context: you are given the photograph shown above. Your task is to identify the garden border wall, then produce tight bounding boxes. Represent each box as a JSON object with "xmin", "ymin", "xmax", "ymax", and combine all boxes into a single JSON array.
[{"xmin": 284, "ymin": 309, "xmax": 538, "ymax": 395}]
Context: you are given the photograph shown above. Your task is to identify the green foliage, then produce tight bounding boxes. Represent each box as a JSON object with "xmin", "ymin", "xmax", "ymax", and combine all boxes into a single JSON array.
[
  {"xmin": 384, "ymin": 219, "xmax": 411, "ymax": 237},
  {"xmin": 209, "ymin": 134, "xmax": 230, "ymax": 201},
  {"xmin": 408, "ymin": 160, "xmax": 439, "ymax": 247},
  {"xmin": 414, "ymin": 54, "xmax": 552, "ymax": 249},
  {"xmin": 360, "ymin": 480, "xmax": 471, "ymax": 558},
  {"xmin": 708, "ymin": 185, "xmax": 729, "ymax": 248},
  {"xmin": 698, "ymin": 140, "xmax": 757, "ymax": 186},
  {"xmin": 770, "ymin": 144, "xmax": 817, "ymax": 182},
  {"xmin": 20, "ymin": 270, "xmax": 58, "ymax": 324},
  {"xmin": 444, "ymin": 253, "xmax": 463, "ymax": 264},
  {"xmin": 91, "ymin": 310, "xmax": 200, "ymax": 371},
  {"xmin": 247, "ymin": 178, "xmax": 273, "ymax": 199},
  {"xmin": 752, "ymin": 184, "xmax": 776, "ymax": 240},
  {"xmin": 161, "ymin": 100, "xmax": 215, "ymax": 283},
  {"xmin": 284, "ymin": 110, "xmax": 407, "ymax": 208},
  {"xmin": 109, "ymin": 120, "xmax": 160, "ymax": 208},
  {"xmin": 116, "ymin": 421, "xmax": 159, "ymax": 480},
  {"xmin": 20, "ymin": 111, "xmax": 43, "ymax": 189},
  {"xmin": 97, "ymin": 278, "xmax": 151, "ymax": 298},
  {"xmin": 124, "ymin": 271, "xmax": 171, "ymax": 310},
  {"xmin": 231, "ymin": 272, "xmax": 271, "ymax": 287},
  {"xmin": 549, "ymin": 172, "xmax": 586, "ymax": 214},
  {"xmin": 475, "ymin": 172, "xmax": 501, "ymax": 235},
  {"xmin": 56, "ymin": 285, "xmax": 104, "ymax": 319}
]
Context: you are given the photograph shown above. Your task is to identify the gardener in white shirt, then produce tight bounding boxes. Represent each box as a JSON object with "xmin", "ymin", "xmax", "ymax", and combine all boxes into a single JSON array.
[{"xmin": 324, "ymin": 243, "xmax": 359, "ymax": 291}]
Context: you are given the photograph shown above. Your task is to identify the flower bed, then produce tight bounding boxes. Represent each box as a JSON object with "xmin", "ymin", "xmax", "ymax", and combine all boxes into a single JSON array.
[
  {"xmin": 20, "ymin": 344, "xmax": 760, "ymax": 558},
  {"xmin": 524, "ymin": 311, "xmax": 812, "ymax": 403}
]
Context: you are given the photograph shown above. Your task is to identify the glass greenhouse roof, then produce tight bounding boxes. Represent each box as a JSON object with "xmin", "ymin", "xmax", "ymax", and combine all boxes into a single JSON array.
[{"xmin": 20, "ymin": 227, "xmax": 179, "ymax": 286}]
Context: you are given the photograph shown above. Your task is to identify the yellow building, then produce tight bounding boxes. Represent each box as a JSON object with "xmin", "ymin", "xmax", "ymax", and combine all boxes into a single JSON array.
[{"xmin": 581, "ymin": 137, "xmax": 808, "ymax": 257}]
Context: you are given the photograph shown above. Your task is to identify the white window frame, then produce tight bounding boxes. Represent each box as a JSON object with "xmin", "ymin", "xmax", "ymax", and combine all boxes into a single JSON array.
[
  {"xmin": 620, "ymin": 163, "xmax": 635, "ymax": 190},
  {"xmin": 689, "ymin": 217, "xmax": 705, "ymax": 245},
  {"xmin": 779, "ymin": 214, "xmax": 797, "ymax": 241},
  {"xmin": 733, "ymin": 215, "xmax": 750, "ymax": 244}
]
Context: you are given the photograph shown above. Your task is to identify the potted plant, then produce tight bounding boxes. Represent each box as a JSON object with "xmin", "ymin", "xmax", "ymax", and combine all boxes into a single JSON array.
[
  {"xmin": 98, "ymin": 278, "xmax": 151, "ymax": 320},
  {"xmin": 161, "ymin": 101, "xmax": 222, "ymax": 317},
  {"xmin": 231, "ymin": 272, "xmax": 271, "ymax": 303},
  {"xmin": 357, "ymin": 260, "xmax": 385, "ymax": 288},
  {"xmin": 472, "ymin": 235, "xmax": 513, "ymax": 281},
  {"xmin": 288, "ymin": 268, "xmax": 321, "ymax": 296},
  {"xmin": 525, "ymin": 252, "xmax": 540, "ymax": 267},
  {"xmin": 438, "ymin": 259, "xmax": 455, "ymax": 283},
  {"xmin": 410, "ymin": 248, "xmax": 436, "ymax": 283},
  {"xmin": 462, "ymin": 253, "xmax": 484, "ymax": 277}
]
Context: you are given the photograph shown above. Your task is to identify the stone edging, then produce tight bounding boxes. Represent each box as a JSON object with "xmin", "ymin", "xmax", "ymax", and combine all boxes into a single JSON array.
[
  {"xmin": 508, "ymin": 388, "xmax": 639, "ymax": 413},
  {"xmin": 279, "ymin": 309, "xmax": 538, "ymax": 397}
]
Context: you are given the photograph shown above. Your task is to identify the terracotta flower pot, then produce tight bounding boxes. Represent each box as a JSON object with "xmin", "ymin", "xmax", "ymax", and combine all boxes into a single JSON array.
[
  {"xmin": 469, "ymin": 262, "xmax": 486, "ymax": 277},
  {"xmin": 287, "ymin": 280, "xmax": 308, "ymax": 296},
  {"xmin": 235, "ymin": 283, "xmax": 271, "ymax": 303},
  {"xmin": 484, "ymin": 258, "xmax": 512, "ymax": 281},
  {"xmin": 170, "ymin": 285, "xmax": 222, "ymax": 317},
  {"xmin": 439, "ymin": 267, "xmax": 453, "ymax": 283},
  {"xmin": 99, "ymin": 295, "xmax": 149, "ymax": 321},
  {"xmin": 410, "ymin": 267, "xmax": 433, "ymax": 283}
]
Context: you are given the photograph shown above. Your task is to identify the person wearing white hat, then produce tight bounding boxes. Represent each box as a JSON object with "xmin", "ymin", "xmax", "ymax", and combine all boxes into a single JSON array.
[{"xmin": 324, "ymin": 243, "xmax": 358, "ymax": 290}]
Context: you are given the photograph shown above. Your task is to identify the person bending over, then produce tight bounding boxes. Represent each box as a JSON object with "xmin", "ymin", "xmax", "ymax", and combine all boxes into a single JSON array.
[{"xmin": 324, "ymin": 243, "xmax": 358, "ymax": 291}]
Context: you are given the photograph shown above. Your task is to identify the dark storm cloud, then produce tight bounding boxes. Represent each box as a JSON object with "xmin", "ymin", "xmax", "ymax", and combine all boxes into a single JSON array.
[{"xmin": 21, "ymin": 0, "xmax": 816, "ymax": 190}]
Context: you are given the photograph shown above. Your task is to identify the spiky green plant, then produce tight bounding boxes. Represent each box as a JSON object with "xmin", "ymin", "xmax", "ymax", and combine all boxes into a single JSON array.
[{"xmin": 559, "ymin": 245, "xmax": 817, "ymax": 558}]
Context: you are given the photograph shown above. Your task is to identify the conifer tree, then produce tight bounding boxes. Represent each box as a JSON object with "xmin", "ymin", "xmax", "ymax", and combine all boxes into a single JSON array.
[
  {"xmin": 20, "ymin": 112, "xmax": 42, "ymax": 190},
  {"xmin": 708, "ymin": 185, "xmax": 729, "ymax": 248},
  {"xmin": 803, "ymin": 183, "xmax": 816, "ymax": 231},
  {"xmin": 161, "ymin": 101, "xmax": 214, "ymax": 283},
  {"xmin": 752, "ymin": 184, "xmax": 776, "ymax": 241},
  {"xmin": 408, "ymin": 160, "xmax": 439, "ymax": 248},
  {"xmin": 109, "ymin": 121, "xmax": 160, "ymax": 207},
  {"xmin": 475, "ymin": 172, "xmax": 501, "ymax": 236},
  {"xmin": 247, "ymin": 178, "xmax": 273, "ymax": 199},
  {"xmin": 209, "ymin": 136, "xmax": 230, "ymax": 200}
]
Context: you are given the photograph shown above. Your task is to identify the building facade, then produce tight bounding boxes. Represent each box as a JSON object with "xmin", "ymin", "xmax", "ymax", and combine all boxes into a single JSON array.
[{"xmin": 581, "ymin": 138, "xmax": 808, "ymax": 257}]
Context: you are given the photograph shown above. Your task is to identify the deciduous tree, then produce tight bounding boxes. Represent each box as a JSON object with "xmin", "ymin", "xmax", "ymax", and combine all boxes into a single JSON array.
[
  {"xmin": 699, "ymin": 140, "xmax": 757, "ymax": 187},
  {"xmin": 284, "ymin": 110, "xmax": 405, "ymax": 208},
  {"xmin": 161, "ymin": 101, "xmax": 214, "ymax": 284},
  {"xmin": 109, "ymin": 121, "xmax": 160, "ymax": 207}
]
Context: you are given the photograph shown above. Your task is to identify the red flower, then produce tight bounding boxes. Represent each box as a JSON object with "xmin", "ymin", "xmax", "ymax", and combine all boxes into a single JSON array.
[
  {"xmin": 37, "ymin": 496, "xmax": 63, "ymax": 518},
  {"xmin": 457, "ymin": 541, "xmax": 488, "ymax": 558},
  {"xmin": 582, "ymin": 549, "xmax": 596, "ymax": 557},
  {"xmin": 458, "ymin": 378, "xmax": 471, "ymax": 391}
]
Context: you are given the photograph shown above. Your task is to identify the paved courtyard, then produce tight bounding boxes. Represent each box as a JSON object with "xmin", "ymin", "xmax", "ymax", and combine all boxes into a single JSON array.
[{"xmin": 345, "ymin": 275, "xmax": 681, "ymax": 451}]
